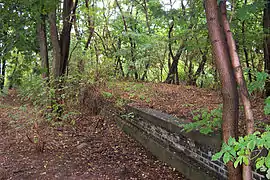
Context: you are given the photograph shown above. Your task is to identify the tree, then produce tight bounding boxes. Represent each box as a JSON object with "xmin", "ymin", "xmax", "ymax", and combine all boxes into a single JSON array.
[
  {"xmin": 220, "ymin": 1, "xmax": 255, "ymax": 179},
  {"xmin": 37, "ymin": 14, "xmax": 49, "ymax": 80},
  {"xmin": 49, "ymin": 0, "xmax": 78, "ymax": 79},
  {"xmin": 264, "ymin": 0, "xmax": 270, "ymax": 97},
  {"xmin": 204, "ymin": 0, "xmax": 242, "ymax": 179}
]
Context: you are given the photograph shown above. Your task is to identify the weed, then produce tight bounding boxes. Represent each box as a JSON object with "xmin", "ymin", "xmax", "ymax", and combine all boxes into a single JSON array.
[
  {"xmin": 102, "ymin": 91, "xmax": 113, "ymax": 98},
  {"xmin": 183, "ymin": 105, "xmax": 222, "ymax": 134}
]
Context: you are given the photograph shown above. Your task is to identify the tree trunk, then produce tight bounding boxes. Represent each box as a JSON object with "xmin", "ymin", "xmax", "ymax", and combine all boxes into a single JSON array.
[
  {"xmin": 84, "ymin": 0, "xmax": 95, "ymax": 51},
  {"xmin": 165, "ymin": 19, "xmax": 185, "ymax": 85},
  {"xmin": 190, "ymin": 51, "xmax": 207, "ymax": 86},
  {"xmin": 59, "ymin": 0, "xmax": 78, "ymax": 76},
  {"xmin": 0, "ymin": 59, "xmax": 6, "ymax": 91},
  {"xmin": 141, "ymin": 63, "xmax": 150, "ymax": 81},
  {"xmin": 242, "ymin": 20, "xmax": 252, "ymax": 82},
  {"xmin": 49, "ymin": 0, "xmax": 78, "ymax": 79},
  {"xmin": 164, "ymin": 43, "xmax": 185, "ymax": 84},
  {"xmin": 220, "ymin": 1, "xmax": 254, "ymax": 179},
  {"xmin": 49, "ymin": 10, "xmax": 62, "ymax": 79},
  {"xmin": 37, "ymin": 15, "xmax": 49, "ymax": 80},
  {"xmin": 188, "ymin": 57, "xmax": 193, "ymax": 85},
  {"xmin": 205, "ymin": 1, "xmax": 242, "ymax": 180},
  {"xmin": 263, "ymin": 0, "xmax": 270, "ymax": 97},
  {"xmin": 115, "ymin": 0, "xmax": 138, "ymax": 79},
  {"xmin": 48, "ymin": 0, "xmax": 78, "ymax": 119}
]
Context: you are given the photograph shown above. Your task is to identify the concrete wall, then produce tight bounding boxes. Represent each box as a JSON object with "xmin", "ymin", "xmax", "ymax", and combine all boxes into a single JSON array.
[{"xmin": 113, "ymin": 105, "xmax": 265, "ymax": 180}]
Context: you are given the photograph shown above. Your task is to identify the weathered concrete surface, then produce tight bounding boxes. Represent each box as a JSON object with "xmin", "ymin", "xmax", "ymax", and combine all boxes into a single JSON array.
[
  {"xmin": 105, "ymin": 104, "xmax": 265, "ymax": 180},
  {"xmin": 128, "ymin": 105, "xmax": 222, "ymax": 151},
  {"xmin": 115, "ymin": 115, "xmax": 222, "ymax": 180}
]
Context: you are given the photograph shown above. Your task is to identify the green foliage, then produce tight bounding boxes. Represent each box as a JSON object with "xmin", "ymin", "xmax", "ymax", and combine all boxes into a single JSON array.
[
  {"xmin": 183, "ymin": 105, "xmax": 222, "ymax": 134},
  {"xmin": 18, "ymin": 75, "xmax": 50, "ymax": 106},
  {"xmin": 121, "ymin": 112, "xmax": 135, "ymax": 120},
  {"xmin": 212, "ymin": 127, "xmax": 270, "ymax": 179},
  {"xmin": 102, "ymin": 91, "xmax": 113, "ymax": 98},
  {"xmin": 248, "ymin": 71, "xmax": 269, "ymax": 94},
  {"xmin": 18, "ymin": 75, "xmax": 80, "ymax": 124},
  {"xmin": 265, "ymin": 96, "xmax": 270, "ymax": 115}
]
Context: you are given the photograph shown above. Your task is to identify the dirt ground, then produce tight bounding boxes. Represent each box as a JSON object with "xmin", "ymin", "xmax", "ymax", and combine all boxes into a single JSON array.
[
  {"xmin": 1, "ymin": 81, "xmax": 269, "ymax": 180},
  {"xmin": 105, "ymin": 82, "xmax": 269, "ymax": 130},
  {"xmin": 0, "ymin": 90, "xmax": 185, "ymax": 180}
]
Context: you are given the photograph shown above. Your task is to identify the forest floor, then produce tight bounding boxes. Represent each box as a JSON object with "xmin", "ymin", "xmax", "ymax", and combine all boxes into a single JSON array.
[
  {"xmin": 105, "ymin": 81, "xmax": 270, "ymax": 131},
  {"xmin": 1, "ymin": 81, "xmax": 269, "ymax": 180},
  {"xmin": 0, "ymin": 90, "xmax": 185, "ymax": 180}
]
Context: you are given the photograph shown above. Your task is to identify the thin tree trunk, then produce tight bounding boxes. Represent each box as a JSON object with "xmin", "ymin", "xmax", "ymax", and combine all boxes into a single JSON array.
[
  {"xmin": 0, "ymin": 59, "xmax": 6, "ymax": 91},
  {"xmin": 191, "ymin": 50, "xmax": 207, "ymax": 86},
  {"xmin": 84, "ymin": 0, "xmax": 95, "ymax": 51},
  {"xmin": 115, "ymin": 0, "xmax": 138, "ymax": 79},
  {"xmin": 205, "ymin": 1, "xmax": 242, "ymax": 180},
  {"xmin": 242, "ymin": 20, "xmax": 252, "ymax": 82},
  {"xmin": 220, "ymin": 1, "xmax": 254, "ymax": 179},
  {"xmin": 113, "ymin": 38, "xmax": 124, "ymax": 77},
  {"xmin": 263, "ymin": 0, "xmax": 270, "ymax": 97},
  {"xmin": 188, "ymin": 57, "xmax": 193, "ymax": 85},
  {"xmin": 165, "ymin": 19, "xmax": 185, "ymax": 84},
  {"xmin": 141, "ymin": 62, "xmax": 150, "ymax": 81},
  {"xmin": 165, "ymin": 43, "xmax": 185, "ymax": 84},
  {"xmin": 37, "ymin": 15, "xmax": 49, "ymax": 80},
  {"xmin": 94, "ymin": 45, "xmax": 99, "ymax": 81}
]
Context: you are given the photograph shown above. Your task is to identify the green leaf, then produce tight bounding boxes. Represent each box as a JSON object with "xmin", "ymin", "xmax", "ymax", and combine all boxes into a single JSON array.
[
  {"xmin": 212, "ymin": 151, "xmax": 223, "ymax": 161},
  {"xmin": 260, "ymin": 165, "xmax": 267, "ymax": 172},
  {"xmin": 256, "ymin": 157, "xmax": 265, "ymax": 170},
  {"xmin": 239, "ymin": 137, "xmax": 244, "ymax": 143},
  {"xmin": 223, "ymin": 152, "xmax": 232, "ymax": 164},
  {"xmin": 228, "ymin": 137, "xmax": 236, "ymax": 146},
  {"xmin": 267, "ymin": 169, "xmax": 270, "ymax": 179},
  {"xmin": 243, "ymin": 156, "xmax": 249, "ymax": 165},
  {"xmin": 234, "ymin": 157, "xmax": 243, "ymax": 168},
  {"xmin": 264, "ymin": 97, "xmax": 270, "ymax": 115},
  {"xmin": 265, "ymin": 152, "xmax": 270, "ymax": 168},
  {"xmin": 230, "ymin": 149, "xmax": 237, "ymax": 157}
]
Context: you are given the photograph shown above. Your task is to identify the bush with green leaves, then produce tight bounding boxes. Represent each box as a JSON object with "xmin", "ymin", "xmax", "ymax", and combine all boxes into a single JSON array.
[
  {"xmin": 18, "ymin": 75, "xmax": 50, "ymax": 107},
  {"xmin": 212, "ymin": 126, "xmax": 270, "ymax": 179},
  {"xmin": 265, "ymin": 96, "xmax": 270, "ymax": 115},
  {"xmin": 210, "ymin": 97, "xmax": 270, "ymax": 179},
  {"xmin": 18, "ymin": 75, "xmax": 80, "ymax": 124},
  {"xmin": 248, "ymin": 71, "xmax": 269, "ymax": 94},
  {"xmin": 183, "ymin": 105, "xmax": 222, "ymax": 134}
]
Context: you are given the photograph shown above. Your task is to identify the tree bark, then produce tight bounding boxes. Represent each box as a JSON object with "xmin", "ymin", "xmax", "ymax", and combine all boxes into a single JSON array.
[
  {"xmin": 49, "ymin": 10, "xmax": 62, "ymax": 79},
  {"xmin": 190, "ymin": 50, "xmax": 207, "ymax": 86},
  {"xmin": 220, "ymin": 1, "xmax": 254, "ymax": 179},
  {"xmin": 205, "ymin": 1, "xmax": 242, "ymax": 179},
  {"xmin": 242, "ymin": 20, "xmax": 252, "ymax": 82},
  {"xmin": 164, "ymin": 43, "xmax": 185, "ymax": 85},
  {"xmin": 59, "ymin": 0, "xmax": 78, "ymax": 76},
  {"xmin": 0, "ymin": 59, "xmax": 6, "ymax": 91},
  {"xmin": 49, "ymin": 0, "xmax": 78, "ymax": 79},
  {"xmin": 84, "ymin": 0, "xmax": 95, "ymax": 51},
  {"xmin": 48, "ymin": 0, "xmax": 78, "ymax": 119},
  {"xmin": 263, "ymin": 0, "xmax": 270, "ymax": 97},
  {"xmin": 37, "ymin": 15, "xmax": 49, "ymax": 80}
]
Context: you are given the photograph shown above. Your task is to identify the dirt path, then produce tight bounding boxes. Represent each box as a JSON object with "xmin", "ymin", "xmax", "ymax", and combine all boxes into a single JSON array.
[{"xmin": 0, "ymin": 91, "xmax": 185, "ymax": 180}]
